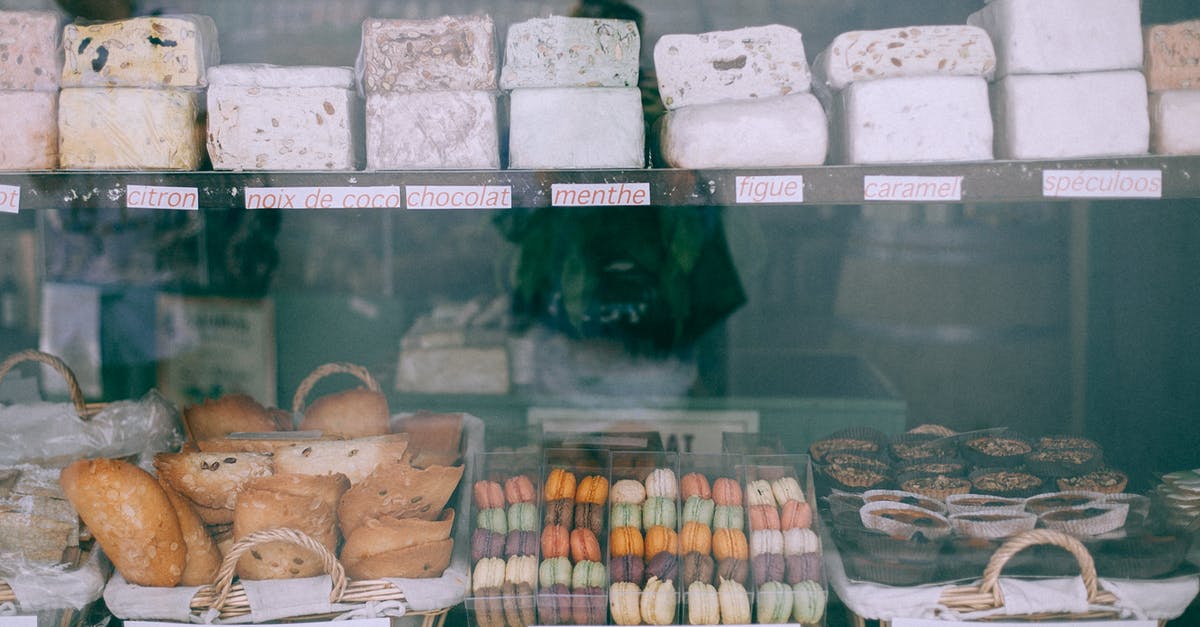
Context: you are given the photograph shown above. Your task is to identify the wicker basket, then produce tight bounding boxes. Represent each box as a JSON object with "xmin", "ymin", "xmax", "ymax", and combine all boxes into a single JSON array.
[
  {"xmin": 937, "ymin": 528, "xmax": 1120, "ymax": 621},
  {"xmin": 188, "ymin": 527, "xmax": 450, "ymax": 626},
  {"xmin": 290, "ymin": 361, "xmax": 382, "ymax": 416}
]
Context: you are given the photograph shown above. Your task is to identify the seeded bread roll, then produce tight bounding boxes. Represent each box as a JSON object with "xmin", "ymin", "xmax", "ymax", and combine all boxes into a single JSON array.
[
  {"xmin": 196, "ymin": 434, "xmax": 343, "ymax": 454},
  {"xmin": 338, "ymin": 462, "xmax": 464, "ymax": 535},
  {"xmin": 232, "ymin": 473, "xmax": 349, "ymax": 580},
  {"xmin": 59, "ymin": 458, "xmax": 186, "ymax": 587},
  {"xmin": 159, "ymin": 479, "xmax": 222, "ymax": 585},
  {"xmin": 183, "ymin": 394, "xmax": 281, "ymax": 442},
  {"xmin": 273, "ymin": 434, "xmax": 410, "ymax": 485},
  {"xmin": 396, "ymin": 411, "xmax": 464, "ymax": 467},
  {"xmin": 154, "ymin": 451, "xmax": 275, "ymax": 524},
  {"xmin": 340, "ymin": 509, "xmax": 455, "ymax": 574},
  {"xmin": 298, "ymin": 388, "xmax": 390, "ymax": 439}
]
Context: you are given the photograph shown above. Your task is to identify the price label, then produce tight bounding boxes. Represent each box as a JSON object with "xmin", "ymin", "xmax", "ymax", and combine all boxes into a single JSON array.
[
  {"xmin": 244, "ymin": 186, "xmax": 402, "ymax": 209},
  {"xmin": 864, "ymin": 175, "xmax": 963, "ymax": 202},
  {"xmin": 405, "ymin": 185, "xmax": 512, "ymax": 210},
  {"xmin": 0, "ymin": 616, "xmax": 37, "ymax": 627},
  {"xmin": 126, "ymin": 184, "xmax": 199, "ymax": 210},
  {"xmin": 1042, "ymin": 169, "xmax": 1162, "ymax": 198},
  {"xmin": 0, "ymin": 184, "xmax": 20, "ymax": 213},
  {"xmin": 895, "ymin": 619, "xmax": 1155, "ymax": 627},
  {"xmin": 551, "ymin": 182, "xmax": 650, "ymax": 207},
  {"xmin": 735, "ymin": 175, "xmax": 805, "ymax": 204}
]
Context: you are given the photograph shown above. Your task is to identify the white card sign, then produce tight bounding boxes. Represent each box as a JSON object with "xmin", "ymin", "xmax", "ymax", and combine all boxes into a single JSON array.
[
  {"xmin": 735, "ymin": 175, "xmax": 805, "ymax": 204},
  {"xmin": 864, "ymin": 175, "xmax": 963, "ymax": 202},
  {"xmin": 126, "ymin": 185, "xmax": 199, "ymax": 210},
  {"xmin": 0, "ymin": 184, "xmax": 19, "ymax": 213},
  {"xmin": 406, "ymin": 185, "xmax": 512, "ymax": 210},
  {"xmin": 129, "ymin": 620, "xmax": 390, "ymax": 627},
  {"xmin": 894, "ymin": 619, "xmax": 1156, "ymax": 627},
  {"xmin": 0, "ymin": 616, "xmax": 38, "ymax": 627},
  {"xmin": 1042, "ymin": 169, "xmax": 1163, "ymax": 198},
  {"xmin": 244, "ymin": 186, "xmax": 403, "ymax": 209},
  {"xmin": 551, "ymin": 182, "xmax": 650, "ymax": 206}
]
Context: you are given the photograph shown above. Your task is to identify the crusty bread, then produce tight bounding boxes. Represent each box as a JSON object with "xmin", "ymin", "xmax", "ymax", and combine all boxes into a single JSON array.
[
  {"xmin": 0, "ymin": 495, "xmax": 77, "ymax": 564},
  {"xmin": 337, "ymin": 462, "xmax": 463, "ymax": 535},
  {"xmin": 196, "ymin": 434, "xmax": 343, "ymax": 454},
  {"xmin": 184, "ymin": 394, "xmax": 280, "ymax": 442},
  {"xmin": 59, "ymin": 458, "xmax": 186, "ymax": 587},
  {"xmin": 232, "ymin": 473, "xmax": 348, "ymax": 580},
  {"xmin": 396, "ymin": 411, "xmax": 464, "ymax": 467},
  {"xmin": 159, "ymin": 479, "xmax": 222, "ymax": 585},
  {"xmin": 154, "ymin": 451, "xmax": 274, "ymax": 524},
  {"xmin": 340, "ymin": 509, "xmax": 455, "ymax": 565},
  {"xmin": 272, "ymin": 434, "xmax": 410, "ymax": 485},
  {"xmin": 342, "ymin": 538, "xmax": 454, "ymax": 579},
  {"xmin": 298, "ymin": 388, "xmax": 390, "ymax": 439}
]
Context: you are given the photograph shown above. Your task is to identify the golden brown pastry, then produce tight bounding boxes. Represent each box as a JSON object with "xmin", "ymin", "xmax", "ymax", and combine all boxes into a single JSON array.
[
  {"xmin": 337, "ymin": 462, "xmax": 464, "ymax": 535},
  {"xmin": 183, "ymin": 394, "xmax": 280, "ymax": 442},
  {"xmin": 298, "ymin": 388, "xmax": 390, "ymax": 439},
  {"xmin": 272, "ymin": 434, "xmax": 410, "ymax": 485},
  {"xmin": 154, "ymin": 451, "xmax": 275, "ymax": 525},
  {"xmin": 159, "ymin": 479, "xmax": 222, "ymax": 585},
  {"xmin": 232, "ymin": 473, "xmax": 349, "ymax": 580}
]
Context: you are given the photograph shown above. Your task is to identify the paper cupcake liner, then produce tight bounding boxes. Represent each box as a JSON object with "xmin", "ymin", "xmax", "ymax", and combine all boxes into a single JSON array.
[
  {"xmin": 1024, "ymin": 490, "xmax": 1105, "ymax": 515},
  {"xmin": 960, "ymin": 431, "xmax": 1034, "ymax": 468},
  {"xmin": 859, "ymin": 500, "xmax": 952, "ymax": 540},
  {"xmin": 861, "ymin": 489, "xmax": 948, "ymax": 515},
  {"xmin": 949, "ymin": 510, "xmax": 1037, "ymax": 539},
  {"xmin": 945, "ymin": 493, "xmax": 1028, "ymax": 515},
  {"xmin": 897, "ymin": 474, "xmax": 973, "ymax": 501},
  {"xmin": 1038, "ymin": 502, "xmax": 1130, "ymax": 536},
  {"xmin": 1057, "ymin": 469, "xmax": 1129, "ymax": 494}
]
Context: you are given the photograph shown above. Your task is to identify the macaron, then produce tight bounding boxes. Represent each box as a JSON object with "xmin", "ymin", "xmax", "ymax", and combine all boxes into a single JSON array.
[
  {"xmin": 747, "ymin": 480, "xmax": 776, "ymax": 507},
  {"xmin": 576, "ymin": 474, "xmax": 609, "ymax": 505},
  {"xmin": 501, "ymin": 582, "xmax": 536, "ymax": 627},
  {"xmin": 683, "ymin": 495, "xmax": 716, "ymax": 526},
  {"xmin": 771, "ymin": 476, "xmax": 805, "ymax": 505},
  {"xmin": 792, "ymin": 580, "xmax": 827, "ymax": 624},
  {"xmin": 504, "ymin": 474, "xmax": 536, "ymax": 505},
  {"xmin": 610, "ymin": 582, "xmax": 642, "ymax": 626},
  {"xmin": 543, "ymin": 498, "xmax": 574, "ymax": 527},
  {"xmin": 572, "ymin": 560, "xmax": 607, "ymax": 590},
  {"xmin": 504, "ymin": 530, "xmax": 538, "ymax": 558},
  {"xmin": 712, "ymin": 528, "xmax": 749, "ymax": 561},
  {"xmin": 541, "ymin": 524, "xmax": 570, "ymax": 559},
  {"xmin": 749, "ymin": 504, "xmax": 781, "ymax": 531},
  {"xmin": 640, "ymin": 576, "xmax": 677, "ymax": 625},
  {"xmin": 610, "ymin": 554, "xmax": 645, "ymax": 585},
  {"xmin": 570, "ymin": 527, "xmax": 602, "ymax": 563},
  {"xmin": 712, "ymin": 505, "xmax": 745, "ymax": 530},
  {"xmin": 471, "ymin": 528, "xmax": 505, "ymax": 562},
  {"xmin": 477, "ymin": 507, "xmax": 508, "ymax": 535},
  {"xmin": 750, "ymin": 529, "xmax": 784, "ymax": 557},
  {"xmin": 753, "ymin": 552, "xmax": 786, "ymax": 584},
  {"xmin": 646, "ymin": 550, "xmax": 679, "ymax": 582},
  {"xmin": 474, "ymin": 480, "xmax": 505, "ymax": 510},
  {"xmin": 645, "ymin": 468, "xmax": 679, "ymax": 499},
  {"xmin": 610, "ymin": 502, "xmax": 643, "ymax": 529},
  {"xmin": 681, "ymin": 472, "xmax": 712, "ymax": 500},
  {"xmin": 537, "ymin": 584, "xmax": 571, "ymax": 624},
  {"xmin": 717, "ymin": 577, "xmax": 751, "ymax": 624},
  {"xmin": 782, "ymin": 528, "xmax": 820, "ymax": 555},
  {"xmin": 611, "ymin": 478, "xmax": 647, "ymax": 504},
  {"xmin": 780, "ymin": 499, "xmax": 813, "ymax": 530},
  {"xmin": 643, "ymin": 496, "xmax": 678, "ymax": 529},
  {"xmin": 755, "ymin": 581, "xmax": 793, "ymax": 624},
  {"xmin": 680, "ymin": 521, "xmax": 713, "ymax": 554},
  {"xmin": 785, "ymin": 552, "xmax": 823, "ymax": 585},
  {"xmin": 574, "ymin": 501, "xmax": 604, "ymax": 535},
  {"xmin": 712, "ymin": 477, "xmax": 742, "ymax": 507},
  {"xmin": 505, "ymin": 554, "xmax": 538, "ymax": 586},
  {"xmin": 507, "ymin": 502, "xmax": 538, "ymax": 532},
  {"xmin": 473, "ymin": 593, "xmax": 503, "ymax": 627},
  {"xmin": 544, "ymin": 468, "xmax": 577, "ymax": 501},
  {"xmin": 645, "ymin": 525, "xmax": 679, "ymax": 558},
  {"xmin": 681, "ymin": 551, "xmax": 715, "ymax": 586},
  {"xmin": 539, "ymin": 557, "xmax": 572, "ymax": 589},
  {"xmin": 473, "ymin": 556, "xmax": 506, "ymax": 592},
  {"xmin": 716, "ymin": 557, "xmax": 749, "ymax": 585},
  {"xmin": 686, "ymin": 581, "xmax": 719, "ymax": 625},
  {"xmin": 572, "ymin": 586, "xmax": 608, "ymax": 625},
  {"xmin": 610, "ymin": 526, "xmax": 645, "ymax": 558}
]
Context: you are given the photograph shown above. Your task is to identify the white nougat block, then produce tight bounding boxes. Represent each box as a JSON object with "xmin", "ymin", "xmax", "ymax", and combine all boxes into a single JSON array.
[
  {"xmin": 508, "ymin": 87, "xmax": 643, "ymax": 169},
  {"xmin": 207, "ymin": 64, "xmax": 360, "ymax": 170},
  {"xmin": 654, "ymin": 25, "xmax": 811, "ymax": 109},
  {"xmin": 359, "ymin": 15, "xmax": 496, "ymax": 93},
  {"xmin": 0, "ymin": 10, "xmax": 62, "ymax": 91},
  {"xmin": 61, "ymin": 14, "xmax": 219, "ymax": 88},
  {"xmin": 815, "ymin": 25, "xmax": 996, "ymax": 91},
  {"xmin": 992, "ymin": 71, "xmax": 1149, "ymax": 160},
  {"xmin": 658, "ymin": 94, "xmax": 827, "ymax": 168},
  {"xmin": 1150, "ymin": 90, "xmax": 1200, "ymax": 156},
  {"xmin": 967, "ymin": 0, "xmax": 1142, "ymax": 77},
  {"xmin": 838, "ymin": 75, "xmax": 992, "ymax": 165},
  {"xmin": 59, "ymin": 88, "xmax": 204, "ymax": 170},
  {"xmin": 499, "ymin": 16, "xmax": 640, "ymax": 89},
  {"xmin": 366, "ymin": 91, "xmax": 498, "ymax": 170},
  {"xmin": 397, "ymin": 347, "xmax": 510, "ymax": 395},
  {"xmin": 0, "ymin": 91, "xmax": 57, "ymax": 170}
]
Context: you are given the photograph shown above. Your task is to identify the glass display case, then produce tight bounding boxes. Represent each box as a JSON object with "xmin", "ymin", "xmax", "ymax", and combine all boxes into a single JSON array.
[{"xmin": 2, "ymin": 0, "xmax": 1200, "ymax": 625}]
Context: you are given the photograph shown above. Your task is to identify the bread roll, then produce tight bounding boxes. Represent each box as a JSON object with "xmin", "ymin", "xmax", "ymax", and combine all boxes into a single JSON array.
[
  {"xmin": 272, "ymin": 434, "xmax": 410, "ymax": 485},
  {"xmin": 343, "ymin": 538, "xmax": 454, "ymax": 579},
  {"xmin": 154, "ymin": 451, "xmax": 274, "ymax": 524},
  {"xmin": 298, "ymin": 388, "xmax": 390, "ymax": 438},
  {"xmin": 338, "ymin": 462, "xmax": 464, "ymax": 535},
  {"xmin": 184, "ymin": 394, "xmax": 280, "ymax": 442},
  {"xmin": 396, "ymin": 411, "xmax": 464, "ymax": 467},
  {"xmin": 340, "ymin": 509, "xmax": 455, "ymax": 565},
  {"xmin": 159, "ymin": 479, "xmax": 222, "ymax": 585},
  {"xmin": 59, "ymin": 458, "xmax": 186, "ymax": 587},
  {"xmin": 197, "ymin": 434, "xmax": 343, "ymax": 454},
  {"xmin": 232, "ymin": 473, "xmax": 348, "ymax": 580}
]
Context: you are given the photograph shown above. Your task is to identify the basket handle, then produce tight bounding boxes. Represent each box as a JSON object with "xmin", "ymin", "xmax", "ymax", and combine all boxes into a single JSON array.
[
  {"xmin": 977, "ymin": 528, "xmax": 1103, "ymax": 605},
  {"xmin": 209, "ymin": 527, "xmax": 348, "ymax": 610},
  {"xmin": 290, "ymin": 362, "xmax": 381, "ymax": 415},
  {"xmin": 0, "ymin": 349, "xmax": 93, "ymax": 421}
]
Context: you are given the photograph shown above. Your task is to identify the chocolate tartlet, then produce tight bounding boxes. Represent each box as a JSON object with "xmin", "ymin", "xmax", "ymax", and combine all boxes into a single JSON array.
[
  {"xmin": 962, "ymin": 433, "xmax": 1033, "ymax": 467},
  {"xmin": 1057, "ymin": 469, "xmax": 1129, "ymax": 494},
  {"xmin": 969, "ymin": 468, "xmax": 1044, "ymax": 498}
]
